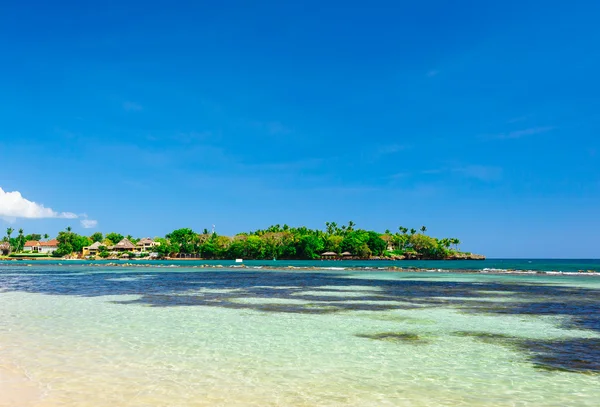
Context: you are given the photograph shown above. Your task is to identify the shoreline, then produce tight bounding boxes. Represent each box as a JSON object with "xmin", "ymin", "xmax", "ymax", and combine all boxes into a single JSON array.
[{"xmin": 0, "ymin": 261, "xmax": 598, "ymax": 275}]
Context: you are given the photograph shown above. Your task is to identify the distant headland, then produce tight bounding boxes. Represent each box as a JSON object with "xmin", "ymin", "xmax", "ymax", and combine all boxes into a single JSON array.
[{"xmin": 1, "ymin": 222, "xmax": 484, "ymax": 261}]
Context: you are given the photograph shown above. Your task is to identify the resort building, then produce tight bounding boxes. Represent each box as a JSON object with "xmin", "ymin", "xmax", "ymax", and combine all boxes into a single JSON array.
[
  {"xmin": 136, "ymin": 238, "xmax": 159, "ymax": 252},
  {"xmin": 321, "ymin": 251, "xmax": 337, "ymax": 259},
  {"xmin": 82, "ymin": 241, "xmax": 104, "ymax": 257},
  {"xmin": 111, "ymin": 238, "xmax": 137, "ymax": 252},
  {"xmin": 23, "ymin": 239, "xmax": 59, "ymax": 255}
]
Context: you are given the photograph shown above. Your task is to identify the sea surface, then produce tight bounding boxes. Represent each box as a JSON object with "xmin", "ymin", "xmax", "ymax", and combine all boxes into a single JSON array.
[
  {"xmin": 1, "ymin": 262, "xmax": 599, "ymax": 406},
  {"xmin": 2, "ymin": 258, "xmax": 600, "ymax": 272}
]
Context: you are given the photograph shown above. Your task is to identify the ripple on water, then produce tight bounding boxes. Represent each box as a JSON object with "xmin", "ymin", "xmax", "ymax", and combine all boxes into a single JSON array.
[{"xmin": 1, "ymin": 266, "xmax": 600, "ymax": 406}]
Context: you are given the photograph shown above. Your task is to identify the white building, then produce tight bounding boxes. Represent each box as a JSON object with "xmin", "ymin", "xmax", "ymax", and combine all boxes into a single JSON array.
[
  {"xmin": 136, "ymin": 238, "xmax": 160, "ymax": 252},
  {"xmin": 23, "ymin": 239, "xmax": 59, "ymax": 254}
]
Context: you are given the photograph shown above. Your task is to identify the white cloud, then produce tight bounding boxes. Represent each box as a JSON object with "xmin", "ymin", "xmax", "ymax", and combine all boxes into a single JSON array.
[
  {"xmin": 0, "ymin": 187, "xmax": 94, "ymax": 225},
  {"xmin": 80, "ymin": 219, "xmax": 98, "ymax": 229},
  {"xmin": 0, "ymin": 187, "xmax": 77, "ymax": 219}
]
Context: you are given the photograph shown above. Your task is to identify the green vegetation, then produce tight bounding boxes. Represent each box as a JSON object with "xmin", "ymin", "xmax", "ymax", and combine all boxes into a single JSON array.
[
  {"xmin": 149, "ymin": 222, "xmax": 469, "ymax": 260},
  {"xmin": 2, "ymin": 227, "xmax": 26, "ymax": 253},
  {"xmin": 2, "ymin": 222, "xmax": 479, "ymax": 260}
]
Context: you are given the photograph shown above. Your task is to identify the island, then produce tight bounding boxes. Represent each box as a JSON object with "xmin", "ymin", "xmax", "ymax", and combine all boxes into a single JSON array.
[{"xmin": 1, "ymin": 222, "xmax": 484, "ymax": 261}]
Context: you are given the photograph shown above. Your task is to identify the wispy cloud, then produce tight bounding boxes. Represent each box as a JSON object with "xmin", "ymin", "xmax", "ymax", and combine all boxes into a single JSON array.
[
  {"xmin": 376, "ymin": 144, "xmax": 409, "ymax": 156},
  {"xmin": 123, "ymin": 101, "xmax": 143, "ymax": 111},
  {"xmin": 80, "ymin": 219, "xmax": 98, "ymax": 229},
  {"xmin": 391, "ymin": 165, "xmax": 502, "ymax": 182},
  {"xmin": 452, "ymin": 165, "xmax": 503, "ymax": 181},
  {"xmin": 0, "ymin": 187, "xmax": 96, "ymax": 226},
  {"xmin": 171, "ymin": 131, "xmax": 214, "ymax": 143},
  {"xmin": 507, "ymin": 115, "xmax": 531, "ymax": 124},
  {"xmin": 249, "ymin": 121, "xmax": 292, "ymax": 136},
  {"xmin": 482, "ymin": 126, "xmax": 555, "ymax": 140}
]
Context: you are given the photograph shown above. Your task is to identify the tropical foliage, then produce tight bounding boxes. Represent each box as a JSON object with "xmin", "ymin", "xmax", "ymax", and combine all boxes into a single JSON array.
[{"xmin": 2, "ymin": 222, "xmax": 467, "ymax": 260}]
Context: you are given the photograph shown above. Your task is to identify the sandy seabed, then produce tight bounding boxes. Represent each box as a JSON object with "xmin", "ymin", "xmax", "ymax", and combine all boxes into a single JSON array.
[{"xmin": 0, "ymin": 364, "xmax": 44, "ymax": 407}]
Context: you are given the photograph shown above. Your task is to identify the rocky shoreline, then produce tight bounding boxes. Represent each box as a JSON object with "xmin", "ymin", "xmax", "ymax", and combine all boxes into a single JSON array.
[{"xmin": 380, "ymin": 253, "xmax": 486, "ymax": 260}]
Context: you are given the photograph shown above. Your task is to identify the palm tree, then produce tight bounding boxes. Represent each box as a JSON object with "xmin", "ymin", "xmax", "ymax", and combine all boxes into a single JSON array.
[
  {"xmin": 66, "ymin": 226, "xmax": 72, "ymax": 233},
  {"xmin": 44, "ymin": 234, "xmax": 49, "ymax": 240},
  {"xmin": 330, "ymin": 222, "xmax": 339, "ymax": 234},
  {"xmin": 420, "ymin": 226, "xmax": 427, "ymax": 234},
  {"xmin": 6, "ymin": 228, "xmax": 13, "ymax": 240},
  {"xmin": 16, "ymin": 229, "xmax": 25, "ymax": 252},
  {"xmin": 410, "ymin": 228, "xmax": 416, "ymax": 235},
  {"xmin": 347, "ymin": 221, "xmax": 356, "ymax": 232},
  {"xmin": 452, "ymin": 238, "xmax": 461, "ymax": 250}
]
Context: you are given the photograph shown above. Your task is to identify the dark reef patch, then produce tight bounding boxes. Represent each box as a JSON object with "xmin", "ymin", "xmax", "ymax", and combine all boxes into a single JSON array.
[
  {"xmin": 1, "ymin": 266, "xmax": 599, "ymax": 373},
  {"xmin": 452, "ymin": 331, "xmax": 514, "ymax": 343},
  {"xmin": 355, "ymin": 332, "xmax": 428, "ymax": 344},
  {"xmin": 452, "ymin": 331, "xmax": 600, "ymax": 374}
]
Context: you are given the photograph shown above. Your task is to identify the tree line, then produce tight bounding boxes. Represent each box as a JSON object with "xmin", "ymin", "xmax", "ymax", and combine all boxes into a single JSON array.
[{"xmin": 3, "ymin": 222, "xmax": 467, "ymax": 259}]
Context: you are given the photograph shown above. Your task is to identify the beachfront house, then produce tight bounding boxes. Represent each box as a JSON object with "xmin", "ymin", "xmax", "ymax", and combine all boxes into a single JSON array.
[
  {"xmin": 23, "ymin": 239, "xmax": 59, "ymax": 255},
  {"xmin": 111, "ymin": 238, "xmax": 136, "ymax": 252},
  {"xmin": 82, "ymin": 241, "xmax": 104, "ymax": 257},
  {"xmin": 321, "ymin": 251, "xmax": 338, "ymax": 259},
  {"xmin": 136, "ymin": 237, "xmax": 159, "ymax": 252}
]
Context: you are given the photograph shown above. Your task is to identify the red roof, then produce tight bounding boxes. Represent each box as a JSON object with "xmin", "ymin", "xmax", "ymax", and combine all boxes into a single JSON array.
[{"xmin": 24, "ymin": 239, "xmax": 58, "ymax": 247}]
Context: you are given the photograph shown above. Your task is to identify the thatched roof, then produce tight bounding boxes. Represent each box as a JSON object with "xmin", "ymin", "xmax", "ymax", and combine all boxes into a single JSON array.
[
  {"xmin": 138, "ymin": 238, "xmax": 154, "ymax": 245},
  {"xmin": 341, "ymin": 251, "xmax": 353, "ymax": 256},
  {"xmin": 113, "ymin": 238, "xmax": 136, "ymax": 250},
  {"xmin": 321, "ymin": 251, "xmax": 337, "ymax": 256},
  {"xmin": 88, "ymin": 241, "xmax": 103, "ymax": 250},
  {"xmin": 0, "ymin": 242, "xmax": 10, "ymax": 251}
]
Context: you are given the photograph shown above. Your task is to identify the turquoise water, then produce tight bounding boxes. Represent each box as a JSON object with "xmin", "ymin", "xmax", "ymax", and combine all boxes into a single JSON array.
[
  {"xmin": 2, "ymin": 258, "xmax": 600, "ymax": 272},
  {"xmin": 1, "ymin": 265, "xmax": 599, "ymax": 406}
]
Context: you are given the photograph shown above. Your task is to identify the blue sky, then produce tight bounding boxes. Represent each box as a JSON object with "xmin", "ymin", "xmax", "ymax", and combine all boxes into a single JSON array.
[{"xmin": 0, "ymin": 0, "xmax": 599, "ymax": 258}]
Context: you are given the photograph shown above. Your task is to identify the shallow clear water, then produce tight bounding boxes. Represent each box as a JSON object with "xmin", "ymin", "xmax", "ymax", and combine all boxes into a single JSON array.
[
  {"xmin": 1, "ymin": 265, "xmax": 599, "ymax": 406},
  {"xmin": 2, "ymin": 258, "xmax": 600, "ymax": 272}
]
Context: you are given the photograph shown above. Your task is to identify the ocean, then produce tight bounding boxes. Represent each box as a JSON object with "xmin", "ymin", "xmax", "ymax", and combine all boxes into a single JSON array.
[{"xmin": 1, "ymin": 262, "xmax": 599, "ymax": 406}]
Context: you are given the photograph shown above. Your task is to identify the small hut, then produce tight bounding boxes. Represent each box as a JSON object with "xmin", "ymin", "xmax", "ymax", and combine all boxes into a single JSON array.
[
  {"xmin": 341, "ymin": 251, "xmax": 353, "ymax": 259},
  {"xmin": 0, "ymin": 242, "xmax": 11, "ymax": 256},
  {"xmin": 321, "ymin": 251, "xmax": 337, "ymax": 259}
]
